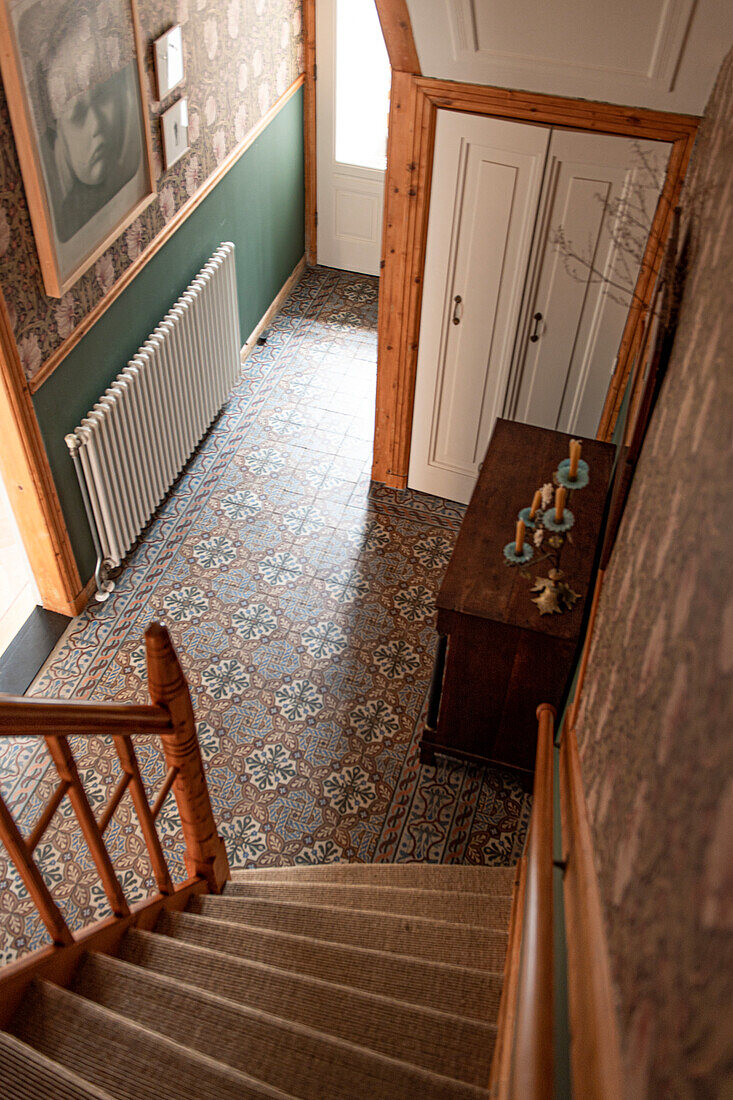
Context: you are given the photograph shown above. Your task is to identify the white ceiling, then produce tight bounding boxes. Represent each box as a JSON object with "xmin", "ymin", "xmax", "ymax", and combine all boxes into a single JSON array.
[{"xmin": 405, "ymin": 0, "xmax": 733, "ymax": 114}]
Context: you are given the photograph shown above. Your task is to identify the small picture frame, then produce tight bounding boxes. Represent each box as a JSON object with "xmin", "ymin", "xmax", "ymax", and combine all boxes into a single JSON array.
[
  {"xmin": 161, "ymin": 98, "xmax": 189, "ymax": 169},
  {"xmin": 154, "ymin": 24, "xmax": 184, "ymax": 100}
]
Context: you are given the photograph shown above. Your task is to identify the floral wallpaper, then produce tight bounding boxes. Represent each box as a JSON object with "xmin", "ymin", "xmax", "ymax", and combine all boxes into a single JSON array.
[
  {"xmin": 0, "ymin": 0, "xmax": 304, "ymax": 382},
  {"xmin": 574, "ymin": 48, "xmax": 733, "ymax": 1098}
]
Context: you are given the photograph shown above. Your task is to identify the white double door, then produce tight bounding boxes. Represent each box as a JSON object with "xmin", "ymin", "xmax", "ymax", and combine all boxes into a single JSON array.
[{"xmin": 408, "ymin": 111, "xmax": 669, "ymax": 503}]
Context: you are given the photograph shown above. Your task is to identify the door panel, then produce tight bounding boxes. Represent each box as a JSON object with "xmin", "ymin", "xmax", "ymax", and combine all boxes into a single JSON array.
[
  {"xmin": 408, "ymin": 112, "xmax": 550, "ymax": 503},
  {"xmin": 315, "ymin": 0, "xmax": 390, "ymax": 275},
  {"xmin": 507, "ymin": 131, "xmax": 670, "ymax": 436}
]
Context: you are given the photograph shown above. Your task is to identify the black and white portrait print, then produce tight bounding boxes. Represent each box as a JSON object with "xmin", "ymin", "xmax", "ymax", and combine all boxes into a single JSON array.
[{"xmin": 8, "ymin": 0, "xmax": 150, "ymax": 288}]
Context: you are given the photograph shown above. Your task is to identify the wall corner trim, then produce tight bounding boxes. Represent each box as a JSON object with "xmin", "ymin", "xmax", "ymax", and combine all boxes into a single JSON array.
[{"xmin": 28, "ymin": 75, "xmax": 305, "ymax": 395}]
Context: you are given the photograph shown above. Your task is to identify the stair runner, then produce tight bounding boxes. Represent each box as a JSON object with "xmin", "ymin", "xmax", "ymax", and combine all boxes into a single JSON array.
[{"xmin": 3, "ymin": 863, "xmax": 516, "ymax": 1099}]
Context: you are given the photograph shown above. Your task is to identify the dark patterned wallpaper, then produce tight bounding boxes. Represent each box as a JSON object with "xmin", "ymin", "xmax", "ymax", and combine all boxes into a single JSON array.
[
  {"xmin": 0, "ymin": 0, "xmax": 304, "ymax": 382},
  {"xmin": 575, "ymin": 49, "xmax": 733, "ymax": 1097}
]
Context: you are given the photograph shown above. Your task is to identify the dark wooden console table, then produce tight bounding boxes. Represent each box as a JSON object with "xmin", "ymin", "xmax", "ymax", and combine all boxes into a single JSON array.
[{"xmin": 419, "ymin": 419, "xmax": 614, "ymax": 786}]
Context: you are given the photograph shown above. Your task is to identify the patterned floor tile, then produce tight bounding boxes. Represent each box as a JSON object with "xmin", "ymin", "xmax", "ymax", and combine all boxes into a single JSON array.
[{"xmin": 0, "ymin": 265, "xmax": 529, "ymax": 965}]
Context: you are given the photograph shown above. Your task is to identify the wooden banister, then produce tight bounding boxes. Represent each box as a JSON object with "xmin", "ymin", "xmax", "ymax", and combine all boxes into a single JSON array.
[
  {"xmin": 510, "ymin": 703, "xmax": 555, "ymax": 1099},
  {"xmin": 44, "ymin": 735, "xmax": 130, "ymax": 918},
  {"xmin": 115, "ymin": 734, "xmax": 173, "ymax": 895},
  {"xmin": 560, "ymin": 725, "xmax": 624, "ymax": 1097},
  {"xmin": 0, "ymin": 698, "xmax": 173, "ymax": 733},
  {"xmin": 27, "ymin": 779, "xmax": 70, "ymax": 851},
  {"xmin": 0, "ymin": 792, "xmax": 72, "ymax": 946},
  {"xmin": 145, "ymin": 623, "xmax": 230, "ymax": 893}
]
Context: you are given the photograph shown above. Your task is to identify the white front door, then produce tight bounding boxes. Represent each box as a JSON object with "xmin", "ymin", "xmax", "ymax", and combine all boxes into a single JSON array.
[
  {"xmin": 408, "ymin": 111, "xmax": 551, "ymax": 503},
  {"xmin": 506, "ymin": 130, "xmax": 670, "ymax": 437},
  {"xmin": 315, "ymin": 0, "xmax": 390, "ymax": 275}
]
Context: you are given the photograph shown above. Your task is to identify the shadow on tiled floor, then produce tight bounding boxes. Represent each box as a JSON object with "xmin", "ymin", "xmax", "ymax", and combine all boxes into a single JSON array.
[{"xmin": 0, "ymin": 267, "xmax": 529, "ymax": 964}]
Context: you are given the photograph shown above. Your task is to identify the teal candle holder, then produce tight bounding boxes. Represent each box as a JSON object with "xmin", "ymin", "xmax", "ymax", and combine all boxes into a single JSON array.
[
  {"xmin": 543, "ymin": 508, "xmax": 575, "ymax": 533},
  {"xmin": 556, "ymin": 458, "xmax": 589, "ymax": 489},
  {"xmin": 518, "ymin": 506, "xmax": 541, "ymax": 529},
  {"xmin": 504, "ymin": 541, "xmax": 534, "ymax": 565}
]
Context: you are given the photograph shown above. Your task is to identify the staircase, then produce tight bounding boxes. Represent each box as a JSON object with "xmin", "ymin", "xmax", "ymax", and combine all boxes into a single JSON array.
[{"xmin": 3, "ymin": 862, "xmax": 516, "ymax": 1098}]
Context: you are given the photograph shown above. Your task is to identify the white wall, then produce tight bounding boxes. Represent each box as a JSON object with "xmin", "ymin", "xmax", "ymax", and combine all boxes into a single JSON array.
[{"xmin": 406, "ymin": 0, "xmax": 733, "ymax": 114}]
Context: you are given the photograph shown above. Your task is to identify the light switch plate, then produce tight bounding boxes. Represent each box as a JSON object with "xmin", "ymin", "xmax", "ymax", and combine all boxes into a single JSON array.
[
  {"xmin": 161, "ymin": 97, "xmax": 189, "ymax": 169},
  {"xmin": 154, "ymin": 24, "xmax": 184, "ymax": 100}
]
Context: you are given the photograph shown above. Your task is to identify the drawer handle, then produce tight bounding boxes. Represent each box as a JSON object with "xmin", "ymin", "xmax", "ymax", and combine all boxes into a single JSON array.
[
  {"xmin": 529, "ymin": 312, "xmax": 543, "ymax": 342},
  {"xmin": 452, "ymin": 295, "xmax": 463, "ymax": 325}
]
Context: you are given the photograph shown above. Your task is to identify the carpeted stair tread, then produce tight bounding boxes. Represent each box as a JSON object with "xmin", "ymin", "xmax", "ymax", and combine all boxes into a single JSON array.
[
  {"xmin": 231, "ymin": 864, "xmax": 517, "ymax": 892},
  {"xmin": 72, "ymin": 951, "xmax": 490, "ymax": 1097},
  {"xmin": 10, "ymin": 980, "xmax": 296, "ymax": 1100},
  {"xmin": 222, "ymin": 880, "xmax": 513, "ymax": 924},
  {"xmin": 0, "ymin": 1031, "xmax": 116, "ymax": 1100},
  {"xmin": 118, "ymin": 928, "xmax": 498, "ymax": 1081},
  {"xmin": 186, "ymin": 894, "xmax": 508, "ymax": 968},
  {"xmin": 157, "ymin": 909, "xmax": 504, "ymax": 1017}
]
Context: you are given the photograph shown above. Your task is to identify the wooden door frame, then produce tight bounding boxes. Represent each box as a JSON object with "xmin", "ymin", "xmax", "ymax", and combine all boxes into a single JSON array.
[
  {"xmin": 372, "ymin": 75, "xmax": 699, "ymax": 488},
  {"xmin": 0, "ymin": 293, "xmax": 86, "ymax": 617}
]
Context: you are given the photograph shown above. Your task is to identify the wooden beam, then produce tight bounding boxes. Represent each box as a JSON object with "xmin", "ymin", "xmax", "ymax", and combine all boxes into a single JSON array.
[
  {"xmin": 373, "ymin": 70, "xmax": 428, "ymax": 487},
  {"xmin": 303, "ymin": 0, "xmax": 317, "ymax": 265},
  {"xmin": 374, "ymin": 0, "xmax": 420, "ymax": 75},
  {"xmin": 371, "ymin": 74, "xmax": 699, "ymax": 488},
  {"xmin": 0, "ymin": 292, "xmax": 83, "ymax": 615}
]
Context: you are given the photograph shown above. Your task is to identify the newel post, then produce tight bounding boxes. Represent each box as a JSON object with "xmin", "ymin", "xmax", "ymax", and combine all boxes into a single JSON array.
[{"xmin": 145, "ymin": 622, "xmax": 230, "ymax": 893}]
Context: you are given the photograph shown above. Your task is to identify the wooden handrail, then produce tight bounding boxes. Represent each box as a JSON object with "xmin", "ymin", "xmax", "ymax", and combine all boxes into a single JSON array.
[
  {"xmin": 560, "ymin": 724, "xmax": 624, "ymax": 1097},
  {"xmin": 510, "ymin": 703, "xmax": 555, "ymax": 1099},
  {"xmin": 145, "ymin": 623, "xmax": 230, "ymax": 893},
  {"xmin": 0, "ymin": 698, "xmax": 173, "ymax": 733}
]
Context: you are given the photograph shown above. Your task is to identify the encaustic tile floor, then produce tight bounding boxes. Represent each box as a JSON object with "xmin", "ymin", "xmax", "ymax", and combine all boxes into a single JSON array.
[{"xmin": 0, "ymin": 266, "xmax": 529, "ymax": 965}]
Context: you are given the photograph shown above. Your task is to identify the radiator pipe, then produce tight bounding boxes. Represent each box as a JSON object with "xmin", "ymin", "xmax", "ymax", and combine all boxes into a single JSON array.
[{"xmin": 65, "ymin": 433, "xmax": 116, "ymax": 603}]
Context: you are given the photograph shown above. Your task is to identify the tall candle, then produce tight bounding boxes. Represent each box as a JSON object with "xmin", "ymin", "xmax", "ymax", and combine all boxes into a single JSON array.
[
  {"xmin": 569, "ymin": 440, "xmax": 581, "ymax": 480},
  {"xmin": 555, "ymin": 486, "xmax": 566, "ymax": 523},
  {"xmin": 529, "ymin": 489, "xmax": 542, "ymax": 519},
  {"xmin": 515, "ymin": 518, "xmax": 525, "ymax": 554}
]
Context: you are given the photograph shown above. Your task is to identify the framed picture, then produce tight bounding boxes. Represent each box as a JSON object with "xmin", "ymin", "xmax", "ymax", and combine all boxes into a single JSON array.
[
  {"xmin": 161, "ymin": 97, "xmax": 188, "ymax": 169},
  {"xmin": 0, "ymin": 0, "xmax": 155, "ymax": 297},
  {"xmin": 154, "ymin": 24, "xmax": 184, "ymax": 100}
]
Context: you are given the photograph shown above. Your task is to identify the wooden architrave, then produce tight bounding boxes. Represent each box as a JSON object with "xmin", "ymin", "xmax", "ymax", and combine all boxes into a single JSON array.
[
  {"xmin": 0, "ymin": 292, "xmax": 84, "ymax": 616},
  {"xmin": 303, "ymin": 0, "xmax": 317, "ymax": 265},
  {"xmin": 374, "ymin": 0, "xmax": 420, "ymax": 75},
  {"xmin": 371, "ymin": 77, "xmax": 698, "ymax": 487}
]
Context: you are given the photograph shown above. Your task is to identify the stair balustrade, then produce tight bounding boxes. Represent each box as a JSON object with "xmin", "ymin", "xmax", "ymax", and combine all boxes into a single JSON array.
[{"xmin": 0, "ymin": 622, "xmax": 230, "ymax": 1024}]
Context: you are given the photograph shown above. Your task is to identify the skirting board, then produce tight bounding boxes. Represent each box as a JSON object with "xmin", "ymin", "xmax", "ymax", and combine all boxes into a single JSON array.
[{"xmin": 240, "ymin": 256, "xmax": 306, "ymax": 363}]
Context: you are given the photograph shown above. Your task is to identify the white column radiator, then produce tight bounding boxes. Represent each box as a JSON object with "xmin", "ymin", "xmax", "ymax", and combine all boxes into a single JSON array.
[{"xmin": 66, "ymin": 242, "xmax": 241, "ymax": 600}]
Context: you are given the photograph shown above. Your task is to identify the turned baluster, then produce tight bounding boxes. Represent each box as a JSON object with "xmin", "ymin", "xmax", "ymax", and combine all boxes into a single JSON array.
[{"xmin": 144, "ymin": 622, "xmax": 230, "ymax": 893}]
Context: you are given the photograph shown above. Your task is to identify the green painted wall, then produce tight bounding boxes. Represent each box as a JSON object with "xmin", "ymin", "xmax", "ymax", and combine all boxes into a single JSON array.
[{"xmin": 32, "ymin": 89, "xmax": 305, "ymax": 581}]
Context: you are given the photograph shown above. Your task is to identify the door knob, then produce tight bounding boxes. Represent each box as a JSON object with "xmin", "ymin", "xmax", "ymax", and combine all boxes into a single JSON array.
[
  {"xmin": 451, "ymin": 295, "xmax": 463, "ymax": 325},
  {"xmin": 529, "ymin": 312, "xmax": 543, "ymax": 342}
]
